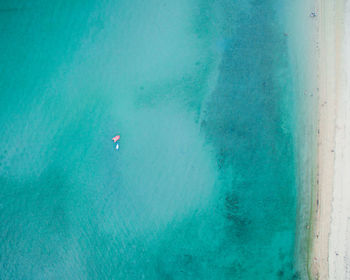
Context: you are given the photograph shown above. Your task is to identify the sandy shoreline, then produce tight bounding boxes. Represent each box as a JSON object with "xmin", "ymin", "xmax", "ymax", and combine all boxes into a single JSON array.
[
  {"xmin": 310, "ymin": 0, "xmax": 349, "ymax": 279},
  {"xmin": 328, "ymin": 0, "xmax": 350, "ymax": 278}
]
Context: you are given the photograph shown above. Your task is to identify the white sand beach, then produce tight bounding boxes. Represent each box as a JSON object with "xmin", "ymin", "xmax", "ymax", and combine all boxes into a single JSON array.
[
  {"xmin": 311, "ymin": 0, "xmax": 350, "ymax": 279},
  {"xmin": 328, "ymin": 1, "xmax": 350, "ymax": 279}
]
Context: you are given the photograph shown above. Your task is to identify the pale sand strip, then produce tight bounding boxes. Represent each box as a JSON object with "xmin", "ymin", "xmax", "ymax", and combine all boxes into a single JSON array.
[
  {"xmin": 328, "ymin": 0, "xmax": 350, "ymax": 279},
  {"xmin": 311, "ymin": 0, "xmax": 346, "ymax": 279}
]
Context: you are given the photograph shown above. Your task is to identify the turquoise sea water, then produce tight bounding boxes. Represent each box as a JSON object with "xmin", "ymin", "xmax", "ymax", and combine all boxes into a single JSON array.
[{"xmin": 1, "ymin": 0, "xmax": 305, "ymax": 279}]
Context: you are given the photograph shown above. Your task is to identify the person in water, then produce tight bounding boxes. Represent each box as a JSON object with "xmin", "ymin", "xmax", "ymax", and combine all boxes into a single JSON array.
[{"xmin": 112, "ymin": 135, "xmax": 120, "ymax": 150}]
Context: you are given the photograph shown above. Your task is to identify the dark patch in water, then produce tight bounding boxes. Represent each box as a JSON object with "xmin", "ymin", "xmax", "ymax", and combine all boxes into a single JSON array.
[
  {"xmin": 202, "ymin": 1, "xmax": 298, "ymax": 278},
  {"xmin": 0, "ymin": 7, "xmax": 29, "ymax": 13}
]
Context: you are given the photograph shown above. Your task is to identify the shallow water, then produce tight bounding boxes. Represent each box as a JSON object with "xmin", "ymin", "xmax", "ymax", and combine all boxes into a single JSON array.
[{"xmin": 1, "ymin": 0, "xmax": 303, "ymax": 279}]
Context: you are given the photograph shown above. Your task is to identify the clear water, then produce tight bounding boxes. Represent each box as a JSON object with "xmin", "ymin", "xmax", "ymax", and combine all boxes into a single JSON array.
[{"xmin": 1, "ymin": 0, "xmax": 303, "ymax": 279}]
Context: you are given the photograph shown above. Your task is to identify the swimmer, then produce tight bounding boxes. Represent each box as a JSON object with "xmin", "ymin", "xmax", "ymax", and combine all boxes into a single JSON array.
[{"xmin": 112, "ymin": 135, "xmax": 120, "ymax": 150}]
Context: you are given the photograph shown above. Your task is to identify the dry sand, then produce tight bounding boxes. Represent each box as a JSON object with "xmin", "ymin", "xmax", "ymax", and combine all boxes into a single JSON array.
[
  {"xmin": 328, "ymin": 0, "xmax": 350, "ymax": 278},
  {"xmin": 311, "ymin": 0, "xmax": 350, "ymax": 279}
]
